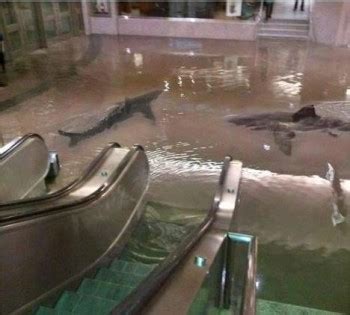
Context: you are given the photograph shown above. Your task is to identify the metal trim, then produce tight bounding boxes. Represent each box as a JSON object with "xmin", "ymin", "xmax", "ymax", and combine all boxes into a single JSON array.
[
  {"xmin": 113, "ymin": 158, "xmax": 243, "ymax": 315},
  {"xmin": 0, "ymin": 143, "xmax": 136, "ymax": 224}
]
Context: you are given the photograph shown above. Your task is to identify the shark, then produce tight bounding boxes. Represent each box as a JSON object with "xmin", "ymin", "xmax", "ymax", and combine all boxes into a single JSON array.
[
  {"xmin": 58, "ymin": 90, "xmax": 162, "ymax": 146},
  {"xmin": 225, "ymin": 105, "xmax": 350, "ymax": 155}
]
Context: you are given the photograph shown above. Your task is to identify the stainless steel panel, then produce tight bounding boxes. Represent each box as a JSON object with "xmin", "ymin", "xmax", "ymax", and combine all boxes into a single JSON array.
[
  {"xmin": 0, "ymin": 146, "xmax": 149, "ymax": 314},
  {"xmin": 0, "ymin": 135, "xmax": 49, "ymax": 202},
  {"xmin": 143, "ymin": 160, "xmax": 243, "ymax": 315}
]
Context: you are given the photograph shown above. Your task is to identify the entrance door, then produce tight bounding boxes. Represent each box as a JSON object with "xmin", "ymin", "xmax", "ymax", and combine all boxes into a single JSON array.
[
  {"xmin": 41, "ymin": 1, "xmax": 77, "ymax": 39},
  {"xmin": 17, "ymin": 2, "xmax": 41, "ymax": 49},
  {"xmin": 0, "ymin": 1, "xmax": 42, "ymax": 57},
  {"xmin": 0, "ymin": 2, "xmax": 23, "ymax": 55}
]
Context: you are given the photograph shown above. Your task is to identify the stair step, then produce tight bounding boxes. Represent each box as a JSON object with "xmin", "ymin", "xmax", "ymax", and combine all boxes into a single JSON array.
[
  {"xmin": 260, "ymin": 23, "xmax": 309, "ymax": 30},
  {"xmin": 55, "ymin": 291, "xmax": 118, "ymax": 315},
  {"xmin": 258, "ymin": 29, "xmax": 308, "ymax": 36},
  {"xmin": 55, "ymin": 291, "xmax": 81, "ymax": 313},
  {"xmin": 95, "ymin": 267, "xmax": 143, "ymax": 287},
  {"xmin": 257, "ymin": 33, "xmax": 309, "ymax": 40},
  {"xmin": 110, "ymin": 259, "xmax": 155, "ymax": 276},
  {"xmin": 268, "ymin": 18, "xmax": 309, "ymax": 24},
  {"xmin": 257, "ymin": 299, "xmax": 344, "ymax": 315},
  {"xmin": 259, "ymin": 28, "xmax": 308, "ymax": 34},
  {"xmin": 77, "ymin": 278, "xmax": 133, "ymax": 302},
  {"xmin": 35, "ymin": 306, "xmax": 71, "ymax": 315}
]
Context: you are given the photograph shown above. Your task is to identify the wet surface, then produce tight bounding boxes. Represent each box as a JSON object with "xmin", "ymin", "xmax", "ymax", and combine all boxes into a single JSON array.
[{"xmin": 1, "ymin": 35, "xmax": 350, "ymax": 312}]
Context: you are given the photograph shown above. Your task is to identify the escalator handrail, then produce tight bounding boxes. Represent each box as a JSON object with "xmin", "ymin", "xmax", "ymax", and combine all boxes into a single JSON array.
[
  {"xmin": 0, "ymin": 144, "xmax": 141, "ymax": 224},
  {"xmin": 112, "ymin": 156, "xmax": 233, "ymax": 315},
  {"xmin": 242, "ymin": 236, "xmax": 257, "ymax": 315},
  {"xmin": 0, "ymin": 142, "xmax": 121, "ymax": 210},
  {"xmin": 0, "ymin": 133, "xmax": 45, "ymax": 160}
]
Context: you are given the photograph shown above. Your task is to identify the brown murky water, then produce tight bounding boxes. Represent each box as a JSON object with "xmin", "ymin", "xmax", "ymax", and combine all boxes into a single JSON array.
[{"xmin": 0, "ymin": 35, "xmax": 350, "ymax": 313}]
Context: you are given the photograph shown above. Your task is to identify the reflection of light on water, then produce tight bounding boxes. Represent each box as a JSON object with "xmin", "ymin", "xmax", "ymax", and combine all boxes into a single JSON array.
[
  {"xmin": 147, "ymin": 148, "xmax": 222, "ymax": 182},
  {"xmin": 176, "ymin": 59, "xmax": 250, "ymax": 91},
  {"xmin": 256, "ymin": 278, "xmax": 261, "ymax": 291},
  {"xmin": 147, "ymin": 147, "xmax": 348, "ymax": 191},
  {"xmin": 163, "ymin": 80, "xmax": 170, "ymax": 91},
  {"xmin": 273, "ymin": 73, "xmax": 303, "ymax": 97},
  {"xmin": 315, "ymin": 100, "xmax": 350, "ymax": 120},
  {"xmin": 241, "ymin": 167, "xmax": 328, "ymax": 187},
  {"xmin": 346, "ymin": 88, "xmax": 350, "ymax": 100},
  {"xmin": 133, "ymin": 53, "xmax": 143, "ymax": 68}
]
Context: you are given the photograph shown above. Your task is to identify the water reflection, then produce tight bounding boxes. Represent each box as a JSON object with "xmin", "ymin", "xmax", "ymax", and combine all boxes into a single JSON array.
[{"xmin": 0, "ymin": 35, "xmax": 350, "ymax": 313}]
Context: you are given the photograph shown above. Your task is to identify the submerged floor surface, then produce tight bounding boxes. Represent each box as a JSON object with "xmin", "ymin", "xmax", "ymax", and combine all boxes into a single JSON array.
[{"xmin": 0, "ymin": 35, "xmax": 350, "ymax": 313}]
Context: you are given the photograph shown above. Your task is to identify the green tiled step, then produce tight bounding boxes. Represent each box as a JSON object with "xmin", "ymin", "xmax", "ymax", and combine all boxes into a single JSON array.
[
  {"xmin": 110, "ymin": 259, "xmax": 155, "ymax": 276},
  {"xmin": 35, "ymin": 306, "xmax": 71, "ymax": 315},
  {"xmin": 34, "ymin": 260, "xmax": 156, "ymax": 315},
  {"xmin": 77, "ymin": 278, "xmax": 133, "ymax": 302},
  {"xmin": 95, "ymin": 267, "xmax": 144, "ymax": 287},
  {"xmin": 56, "ymin": 291, "xmax": 118, "ymax": 314},
  {"xmin": 257, "ymin": 299, "xmax": 345, "ymax": 315}
]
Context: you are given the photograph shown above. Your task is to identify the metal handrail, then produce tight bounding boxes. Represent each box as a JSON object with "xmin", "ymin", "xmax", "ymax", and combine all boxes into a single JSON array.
[
  {"xmin": 0, "ymin": 144, "xmax": 139, "ymax": 224},
  {"xmin": 112, "ymin": 156, "xmax": 233, "ymax": 315},
  {"xmin": 242, "ymin": 235, "xmax": 258, "ymax": 315},
  {"xmin": 0, "ymin": 133, "xmax": 45, "ymax": 160},
  {"xmin": 0, "ymin": 142, "xmax": 121, "ymax": 210}
]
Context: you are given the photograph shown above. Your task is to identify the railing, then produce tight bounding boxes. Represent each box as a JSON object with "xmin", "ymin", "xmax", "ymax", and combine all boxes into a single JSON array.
[
  {"xmin": 0, "ymin": 143, "xmax": 122, "ymax": 210},
  {"xmin": 241, "ymin": 234, "xmax": 258, "ymax": 315},
  {"xmin": 0, "ymin": 133, "xmax": 44, "ymax": 160},
  {"xmin": 113, "ymin": 156, "xmax": 234, "ymax": 314}
]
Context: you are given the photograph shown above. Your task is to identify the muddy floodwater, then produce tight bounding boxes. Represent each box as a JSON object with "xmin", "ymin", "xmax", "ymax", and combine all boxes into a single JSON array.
[{"xmin": 0, "ymin": 35, "xmax": 350, "ymax": 313}]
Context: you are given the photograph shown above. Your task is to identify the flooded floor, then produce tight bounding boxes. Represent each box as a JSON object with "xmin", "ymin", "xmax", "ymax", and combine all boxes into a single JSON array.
[{"xmin": 0, "ymin": 35, "xmax": 350, "ymax": 313}]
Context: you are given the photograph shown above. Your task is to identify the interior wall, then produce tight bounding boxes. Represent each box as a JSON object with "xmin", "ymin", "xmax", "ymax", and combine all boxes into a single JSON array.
[
  {"xmin": 311, "ymin": 0, "xmax": 350, "ymax": 47},
  {"xmin": 82, "ymin": 0, "xmax": 118, "ymax": 35}
]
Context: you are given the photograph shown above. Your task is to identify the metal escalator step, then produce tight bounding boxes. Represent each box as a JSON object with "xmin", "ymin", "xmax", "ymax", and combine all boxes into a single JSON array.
[
  {"xmin": 110, "ymin": 260, "xmax": 156, "ymax": 276},
  {"xmin": 55, "ymin": 291, "xmax": 81, "ymax": 313},
  {"xmin": 95, "ymin": 267, "xmax": 143, "ymax": 287},
  {"xmin": 77, "ymin": 278, "xmax": 134, "ymax": 302},
  {"xmin": 55, "ymin": 291, "xmax": 118, "ymax": 315}
]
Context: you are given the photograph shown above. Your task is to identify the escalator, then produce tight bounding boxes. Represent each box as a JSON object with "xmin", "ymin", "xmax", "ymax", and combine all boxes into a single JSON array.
[
  {"xmin": 0, "ymin": 143, "xmax": 149, "ymax": 314},
  {"xmin": 30, "ymin": 157, "xmax": 252, "ymax": 315},
  {"xmin": 1, "ymin": 144, "xmax": 255, "ymax": 314}
]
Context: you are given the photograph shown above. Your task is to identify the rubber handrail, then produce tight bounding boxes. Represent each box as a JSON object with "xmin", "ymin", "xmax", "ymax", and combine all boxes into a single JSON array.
[
  {"xmin": 0, "ymin": 142, "xmax": 121, "ymax": 209},
  {"xmin": 0, "ymin": 144, "xmax": 139, "ymax": 224},
  {"xmin": 113, "ymin": 156, "xmax": 233, "ymax": 315},
  {"xmin": 0, "ymin": 133, "xmax": 44, "ymax": 160}
]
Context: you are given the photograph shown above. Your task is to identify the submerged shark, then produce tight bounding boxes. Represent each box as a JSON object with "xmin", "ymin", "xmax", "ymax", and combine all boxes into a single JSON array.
[
  {"xmin": 58, "ymin": 90, "xmax": 162, "ymax": 146},
  {"xmin": 226, "ymin": 105, "xmax": 350, "ymax": 155}
]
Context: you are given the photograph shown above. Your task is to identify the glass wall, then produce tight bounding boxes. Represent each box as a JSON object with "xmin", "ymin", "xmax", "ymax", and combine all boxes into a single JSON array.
[
  {"xmin": 0, "ymin": 2, "xmax": 84, "ymax": 57},
  {"xmin": 118, "ymin": 1, "xmax": 260, "ymax": 20}
]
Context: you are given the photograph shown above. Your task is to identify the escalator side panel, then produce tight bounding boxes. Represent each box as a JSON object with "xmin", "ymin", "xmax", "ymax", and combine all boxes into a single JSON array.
[
  {"xmin": 0, "ymin": 136, "xmax": 49, "ymax": 202},
  {"xmin": 0, "ymin": 149, "xmax": 149, "ymax": 314}
]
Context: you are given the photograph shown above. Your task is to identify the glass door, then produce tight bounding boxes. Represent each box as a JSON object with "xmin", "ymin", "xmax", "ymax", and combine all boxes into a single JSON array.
[
  {"xmin": 16, "ymin": 2, "xmax": 41, "ymax": 49},
  {"xmin": 0, "ymin": 1, "xmax": 22, "ymax": 53}
]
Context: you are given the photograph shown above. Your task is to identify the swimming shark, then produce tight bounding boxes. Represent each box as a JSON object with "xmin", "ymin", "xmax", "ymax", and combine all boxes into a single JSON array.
[
  {"xmin": 226, "ymin": 105, "xmax": 350, "ymax": 155},
  {"xmin": 58, "ymin": 90, "xmax": 162, "ymax": 146}
]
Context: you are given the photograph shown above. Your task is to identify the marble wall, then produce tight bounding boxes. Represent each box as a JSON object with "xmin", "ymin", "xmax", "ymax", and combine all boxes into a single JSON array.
[
  {"xmin": 118, "ymin": 17, "xmax": 257, "ymax": 41},
  {"xmin": 311, "ymin": 0, "xmax": 350, "ymax": 46},
  {"xmin": 82, "ymin": 0, "xmax": 118, "ymax": 35}
]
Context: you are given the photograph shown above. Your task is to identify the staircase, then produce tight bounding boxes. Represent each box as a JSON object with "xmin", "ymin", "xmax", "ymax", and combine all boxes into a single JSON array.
[
  {"xmin": 257, "ymin": 19, "xmax": 309, "ymax": 40},
  {"xmin": 35, "ymin": 260, "xmax": 156, "ymax": 315}
]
